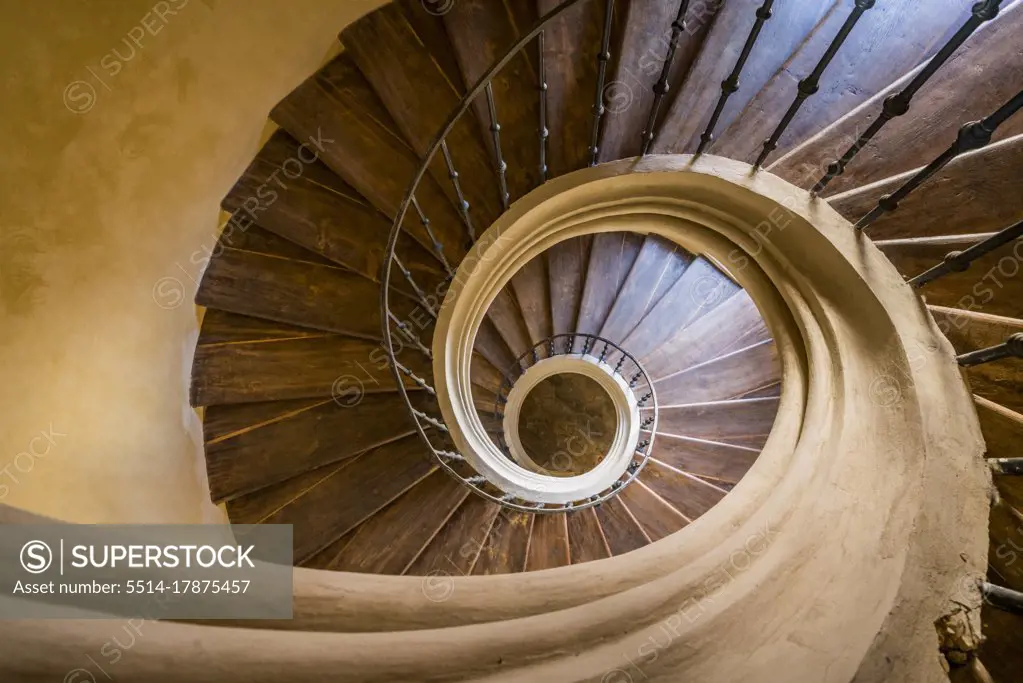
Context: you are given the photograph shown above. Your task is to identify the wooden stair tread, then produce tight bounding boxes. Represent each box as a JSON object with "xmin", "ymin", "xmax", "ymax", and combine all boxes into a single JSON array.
[
  {"xmin": 405, "ymin": 494, "xmax": 502, "ymax": 576},
  {"xmin": 772, "ymin": 2, "xmax": 1023, "ymax": 195},
  {"xmin": 525, "ymin": 513, "xmax": 571, "ymax": 571},
  {"xmin": 565, "ymin": 507, "xmax": 612, "ymax": 564},
  {"xmin": 717, "ymin": 0, "xmax": 971, "ymax": 165},
  {"xmin": 395, "ymin": 0, "xmax": 466, "ymax": 92},
  {"xmin": 576, "ymin": 232, "xmax": 644, "ymax": 340},
  {"xmin": 654, "ymin": 339, "xmax": 781, "ymax": 405},
  {"xmin": 652, "ymin": 0, "xmax": 832, "ymax": 154},
  {"xmin": 260, "ymin": 436, "xmax": 438, "ymax": 563},
  {"xmin": 617, "ymin": 481, "xmax": 689, "ymax": 539},
  {"xmin": 472, "ymin": 510, "xmax": 533, "ymax": 575},
  {"xmin": 511, "ymin": 254, "xmax": 553, "ymax": 346},
  {"xmin": 196, "ymin": 309, "xmax": 331, "ymax": 346},
  {"xmin": 593, "ymin": 496, "xmax": 649, "ymax": 556},
  {"xmin": 653, "ymin": 396, "xmax": 781, "ymax": 443},
  {"xmin": 988, "ymin": 498, "xmax": 1023, "ymax": 593},
  {"xmin": 875, "ymin": 235, "xmax": 1023, "ymax": 320},
  {"xmin": 599, "ymin": 235, "xmax": 691, "ymax": 344},
  {"xmin": 324, "ymin": 470, "xmax": 470, "ymax": 574},
  {"xmin": 829, "ymin": 134, "xmax": 1023, "ymax": 241},
  {"xmin": 548, "ymin": 234, "xmax": 593, "ymax": 339},
  {"xmin": 226, "ymin": 460, "xmax": 350, "ymax": 526},
  {"xmin": 622, "ymin": 257, "xmax": 741, "ymax": 362},
  {"xmin": 653, "ymin": 433, "xmax": 760, "ymax": 485},
  {"xmin": 639, "ymin": 459, "xmax": 727, "ymax": 521},
  {"xmin": 975, "ymin": 395, "xmax": 1023, "ymax": 511},
  {"xmin": 485, "ymin": 288, "xmax": 535, "ymax": 359},
  {"xmin": 931, "ymin": 306, "xmax": 1023, "ymax": 414}
]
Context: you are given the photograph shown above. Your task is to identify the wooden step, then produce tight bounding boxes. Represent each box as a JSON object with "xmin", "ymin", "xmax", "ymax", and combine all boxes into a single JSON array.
[
  {"xmin": 394, "ymin": 0, "xmax": 466, "ymax": 92},
  {"xmin": 599, "ymin": 235, "xmax": 691, "ymax": 343},
  {"xmin": 598, "ymin": 0, "xmax": 717, "ymax": 161},
  {"xmin": 222, "ymin": 130, "xmax": 444, "ymax": 291},
  {"xmin": 653, "ymin": 396, "xmax": 780, "ymax": 445},
  {"xmin": 593, "ymin": 496, "xmax": 649, "ymax": 555},
  {"xmin": 978, "ymin": 603, "xmax": 1023, "ymax": 683},
  {"xmin": 472, "ymin": 509, "xmax": 534, "ymax": 575},
  {"xmin": 988, "ymin": 497, "xmax": 1023, "ymax": 593},
  {"xmin": 975, "ymin": 395, "xmax": 1023, "ymax": 511},
  {"xmin": 404, "ymin": 494, "xmax": 502, "ymax": 576},
  {"xmin": 576, "ymin": 232, "xmax": 644, "ymax": 341},
  {"xmin": 270, "ymin": 53, "xmax": 467, "ymax": 268},
  {"xmin": 639, "ymin": 289, "xmax": 767, "ymax": 379},
  {"xmin": 510, "ymin": 253, "xmax": 553, "ymax": 346},
  {"xmin": 565, "ymin": 507, "xmax": 611, "ymax": 564},
  {"xmin": 486, "ymin": 288, "xmax": 536, "ymax": 359},
  {"xmin": 716, "ymin": 0, "xmax": 972, "ymax": 165},
  {"xmin": 616, "ymin": 481, "xmax": 689, "ymax": 539},
  {"xmin": 525, "ymin": 513, "xmax": 571, "ymax": 571},
  {"xmin": 829, "ymin": 134, "xmax": 1023, "ymax": 240},
  {"xmin": 652, "ymin": 433, "xmax": 760, "ymax": 486},
  {"xmin": 226, "ymin": 460, "xmax": 349, "ymax": 525},
  {"xmin": 196, "ymin": 309, "xmax": 330, "ymax": 345},
  {"xmin": 931, "ymin": 306, "xmax": 1023, "ymax": 414},
  {"xmin": 191, "ymin": 334, "xmax": 424, "ymax": 407},
  {"xmin": 738, "ymin": 382, "xmax": 782, "ymax": 399},
  {"xmin": 772, "ymin": 2, "xmax": 1023, "ymax": 195},
  {"xmin": 259, "ymin": 436, "xmax": 438, "ymax": 563},
  {"xmin": 621, "ymin": 257, "xmax": 741, "ymax": 361},
  {"xmin": 651, "ymin": 0, "xmax": 832, "ymax": 154},
  {"xmin": 203, "ymin": 393, "xmax": 431, "ymax": 503},
  {"xmin": 639, "ymin": 459, "xmax": 727, "ymax": 521},
  {"xmin": 875, "ymin": 235, "xmax": 1023, "ymax": 320},
  {"xmin": 654, "ymin": 339, "xmax": 780, "ymax": 405},
  {"xmin": 548, "ymin": 234, "xmax": 593, "ymax": 339},
  {"xmin": 442, "ymin": 0, "xmax": 541, "ymax": 201},
  {"xmin": 538, "ymin": 0, "xmax": 605, "ymax": 177},
  {"xmin": 340, "ymin": 4, "xmax": 503, "ymax": 228},
  {"xmin": 322, "ymin": 470, "xmax": 469, "ymax": 574}
]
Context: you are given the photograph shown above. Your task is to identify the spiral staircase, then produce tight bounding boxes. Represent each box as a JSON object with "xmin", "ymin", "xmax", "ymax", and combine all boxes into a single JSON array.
[{"xmin": 6, "ymin": 0, "xmax": 1023, "ymax": 680}]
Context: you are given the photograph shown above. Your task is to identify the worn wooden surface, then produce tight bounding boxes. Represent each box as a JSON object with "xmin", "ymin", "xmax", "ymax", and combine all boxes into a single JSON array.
[
  {"xmin": 565, "ymin": 507, "xmax": 611, "ymax": 564},
  {"xmin": 653, "ymin": 396, "xmax": 781, "ymax": 444},
  {"xmin": 405, "ymin": 495, "xmax": 502, "ymax": 577},
  {"xmin": 511, "ymin": 253, "xmax": 553, "ymax": 346},
  {"xmin": 196, "ymin": 309, "xmax": 328, "ymax": 345},
  {"xmin": 617, "ymin": 481, "xmax": 689, "ymax": 538},
  {"xmin": 655, "ymin": 339, "xmax": 780, "ymax": 404},
  {"xmin": 472, "ymin": 510, "xmax": 534, "ymax": 575},
  {"xmin": 988, "ymin": 497, "xmax": 1023, "ymax": 592},
  {"xmin": 548, "ymin": 234, "xmax": 593, "ymax": 338},
  {"xmin": 525, "ymin": 513, "xmax": 571, "ymax": 570},
  {"xmin": 594, "ymin": 497, "xmax": 649, "ymax": 556},
  {"xmin": 576, "ymin": 232, "xmax": 644, "ymax": 341},
  {"xmin": 653, "ymin": 433, "xmax": 760, "ymax": 486},
  {"xmin": 772, "ymin": 1, "xmax": 1023, "ymax": 194},
  {"xmin": 640, "ymin": 459, "xmax": 727, "ymax": 521}
]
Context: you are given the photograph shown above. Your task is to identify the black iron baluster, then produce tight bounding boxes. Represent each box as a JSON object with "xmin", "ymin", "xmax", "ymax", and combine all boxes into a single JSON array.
[
  {"xmin": 391, "ymin": 254, "xmax": 437, "ymax": 317},
  {"xmin": 484, "ymin": 82, "xmax": 511, "ymax": 211},
  {"xmin": 981, "ymin": 581, "xmax": 1023, "ymax": 615},
  {"xmin": 394, "ymin": 360, "xmax": 437, "ymax": 396},
  {"xmin": 813, "ymin": 0, "xmax": 1004, "ymax": 195},
  {"xmin": 440, "ymin": 139, "xmax": 477, "ymax": 242},
  {"xmin": 589, "ymin": 0, "xmax": 616, "ymax": 166},
  {"xmin": 696, "ymin": 0, "xmax": 775, "ymax": 154},
  {"xmin": 957, "ymin": 333, "xmax": 1023, "ymax": 366},
  {"xmin": 909, "ymin": 217, "xmax": 1023, "ymax": 288},
  {"xmin": 412, "ymin": 409, "xmax": 449, "ymax": 433},
  {"xmin": 538, "ymin": 30, "xmax": 549, "ymax": 183},
  {"xmin": 614, "ymin": 355, "xmax": 626, "ymax": 375},
  {"xmin": 388, "ymin": 311, "xmax": 433, "ymax": 359},
  {"xmin": 410, "ymin": 194, "xmax": 454, "ymax": 277},
  {"xmin": 855, "ymin": 88, "xmax": 1023, "ymax": 231},
  {"xmin": 641, "ymin": 0, "xmax": 691, "ymax": 156},
  {"xmin": 755, "ymin": 0, "xmax": 875, "ymax": 168},
  {"xmin": 989, "ymin": 458, "xmax": 1023, "ymax": 475}
]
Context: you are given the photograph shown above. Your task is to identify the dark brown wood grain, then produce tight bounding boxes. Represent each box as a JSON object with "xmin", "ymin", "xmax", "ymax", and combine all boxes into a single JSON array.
[
  {"xmin": 978, "ymin": 603, "xmax": 1023, "ymax": 683},
  {"xmin": 328, "ymin": 470, "xmax": 469, "ymax": 574},
  {"xmin": 565, "ymin": 507, "xmax": 611, "ymax": 564},
  {"xmin": 600, "ymin": 235, "xmax": 690, "ymax": 343},
  {"xmin": 772, "ymin": 2, "xmax": 1023, "ymax": 195},
  {"xmin": 617, "ymin": 481, "xmax": 689, "ymax": 539},
  {"xmin": 829, "ymin": 135, "xmax": 1023, "ymax": 241},
  {"xmin": 472, "ymin": 509, "xmax": 534, "ymax": 575},
  {"xmin": 653, "ymin": 396, "xmax": 780, "ymax": 443},
  {"xmin": 510, "ymin": 254, "xmax": 553, "ymax": 346},
  {"xmin": 475, "ymin": 316, "xmax": 518, "ymax": 371},
  {"xmin": 640, "ymin": 459, "xmax": 727, "ymax": 521},
  {"xmin": 395, "ymin": 0, "xmax": 466, "ymax": 91},
  {"xmin": 486, "ymin": 288, "xmax": 535, "ymax": 359},
  {"xmin": 301, "ymin": 529, "xmax": 356, "ymax": 570},
  {"xmin": 576, "ymin": 232, "xmax": 644, "ymax": 341},
  {"xmin": 716, "ymin": 0, "xmax": 972, "ymax": 165},
  {"xmin": 988, "ymin": 498, "xmax": 1023, "ymax": 593},
  {"xmin": 525, "ymin": 513, "xmax": 571, "ymax": 570},
  {"xmin": 652, "ymin": 433, "xmax": 760, "ymax": 485},
  {"xmin": 654, "ymin": 339, "xmax": 780, "ymax": 404},
  {"xmin": 548, "ymin": 234, "xmax": 593, "ymax": 338},
  {"xmin": 593, "ymin": 497, "xmax": 649, "ymax": 556},
  {"xmin": 652, "ymin": 0, "xmax": 832, "ymax": 154},
  {"xmin": 261, "ymin": 437, "xmax": 438, "ymax": 563},
  {"xmin": 404, "ymin": 494, "xmax": 502, "ymax": 576},
  {"xmin": 226, "ymin": 460, "xmax": 351, "ymax": 525},
  {"xmin": 197, "ymin": 309, "xmax": 328, "ymax": 345},
  {"xmin": 876, "ymin": 236, "xmax": 1023, "ymax": 319}
]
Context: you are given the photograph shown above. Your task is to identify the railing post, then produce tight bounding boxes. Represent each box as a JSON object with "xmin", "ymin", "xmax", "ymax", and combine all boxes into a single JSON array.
[
  {"xmin": 641, "ymin": 0, "xmax": 691, "ymax": 156},
  {"xmin": 589, "ymin": 0, "xmax": 617, "ymax": 166}
]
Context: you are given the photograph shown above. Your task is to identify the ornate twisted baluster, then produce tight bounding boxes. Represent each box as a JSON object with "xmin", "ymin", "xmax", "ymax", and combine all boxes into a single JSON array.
[
  {"xmin": 641, "ymin": 416, "xmax": 655, "ymax": 429},
  {"xmin": 854, "ymin": 88, "xmax": 1023, "ymax": 231},
  {"xmin": 614, "ymin": 355, "xmax": 626, "ymax": 374},
  {"xmin": 394, "ymin": 360, "xmax": 437, "ymax": 396},
  {"xmin": 440, "ymin": 140, "xmax": 476, "ymax": 242},
  {"xmin": 641, "ymin": 0, "xmax": 691, "ymax": 155},
  {"xmin": 813, "ymin": 0, "xmax": 1004, "ymax": 195},
  {"xmin": 436, "ymin": 450, "xmax": 465, "ymax": 462},
  {"xmin": 391, "ymin": 254, "xmax": 436, "ymax": 317},
  {"xmin": 413, "ymin": 409, "xmax": 449, "ymax": 432},
  {"xmin": 465, "ymin": 475, "xmax": 487, "ymax": 485},
  {"xmin": 629, "ymin": 371, "xmax": 642, "ymax": 387},
  {"xmin": 388, "ymin": 311, "xmax": 433, "ymax": 359},
  {"xmin": 638, "ymin": 392, "xmax": 652, "ymax": 406},
  {"xmin": 538, "ymin": 30, "xmax": 549, "ymax": 183},
  {"xmin": 957, "ymin": 333, "xmax": 1023, "ymax": 367},
  {"xmin": 410, "ymin": 194, "xmax": 454, "ymax": 277},
  {"xmin": 909, "ymin": 217, "xmax": 1023, "ymax": 288},
  {"xmin": 484, "ymin": 82, "xmax": 511, "ymax": 211},
  {"xmin": 589, "ymin": 0, "xmax": 617, "ymax": 166},
  {"xmin": 696, "ymin": 0, "xmax": 775, "ymax": 154},
  {"xmin": 755, "ymin": 0, "xmax": 875, "ymax": 168}
]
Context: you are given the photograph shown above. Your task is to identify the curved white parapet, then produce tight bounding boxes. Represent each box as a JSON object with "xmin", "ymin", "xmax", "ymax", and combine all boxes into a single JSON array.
[{"xmin": 499, "ymin": 353, "xmax": 641, "ymax": 499}]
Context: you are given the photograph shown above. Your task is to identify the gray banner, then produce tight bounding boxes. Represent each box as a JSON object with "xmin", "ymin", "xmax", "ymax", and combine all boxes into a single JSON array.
[{"xmin": 0, "ymin": 524, "xmax": 293, "ymax": 619}]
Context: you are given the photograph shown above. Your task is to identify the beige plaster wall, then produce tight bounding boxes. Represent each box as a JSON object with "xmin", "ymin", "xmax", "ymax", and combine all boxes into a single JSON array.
[{"xmin": 0, "ymin": 0, "xmax": 384, "ymax": 523}]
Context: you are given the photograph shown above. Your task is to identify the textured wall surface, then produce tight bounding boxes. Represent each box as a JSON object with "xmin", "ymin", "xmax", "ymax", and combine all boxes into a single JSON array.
[{"xmin": 0, "ymin": 0, "xmax": 383, "ymax": 523}]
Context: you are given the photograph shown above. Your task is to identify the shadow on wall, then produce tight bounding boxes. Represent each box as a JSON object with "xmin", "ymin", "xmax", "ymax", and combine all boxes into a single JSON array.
[{"xmin": 0, "ymin": 0, "xmax": 385, "ymax": 523}]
